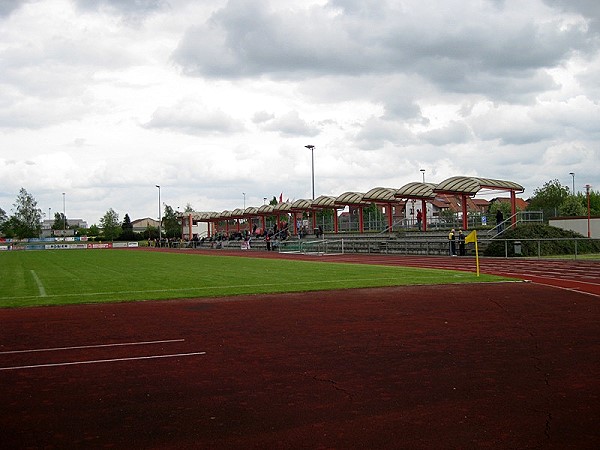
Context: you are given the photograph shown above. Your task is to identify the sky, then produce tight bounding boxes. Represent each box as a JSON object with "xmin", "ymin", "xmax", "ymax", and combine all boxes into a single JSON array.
[{"xmin": 1, "ymin": 0, "xmax": 599, "ymax": 225}]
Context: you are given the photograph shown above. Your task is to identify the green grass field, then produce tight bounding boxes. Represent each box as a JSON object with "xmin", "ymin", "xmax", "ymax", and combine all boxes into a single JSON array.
[{"xmin": 0, "ymin": 250, "xmax": 513, "ymax": 308}]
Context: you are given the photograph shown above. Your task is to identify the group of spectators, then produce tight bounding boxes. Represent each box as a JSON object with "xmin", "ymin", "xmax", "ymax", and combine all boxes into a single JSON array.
[
  {"xmin": 148, "ymin": 237, "xmax": 186, "ymax": 248},
  {"xmin": 447, "ymin": 229, "xmax": 466, "ymax": 256}
]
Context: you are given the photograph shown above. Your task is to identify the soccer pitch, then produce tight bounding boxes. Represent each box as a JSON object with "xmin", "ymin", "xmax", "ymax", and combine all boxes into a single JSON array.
[{"xmin": 1, "ymin": 250, "xmax": 511, "ymax": 308}]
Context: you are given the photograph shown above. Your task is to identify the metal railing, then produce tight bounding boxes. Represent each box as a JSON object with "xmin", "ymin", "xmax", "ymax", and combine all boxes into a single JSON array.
[
  {"xmin": 487, "ymin": 211, "xmax": 544, "ymax": 238},
  {"xmin": 485, "ymin": 237, "xmax": 600, "ymax": 259}
]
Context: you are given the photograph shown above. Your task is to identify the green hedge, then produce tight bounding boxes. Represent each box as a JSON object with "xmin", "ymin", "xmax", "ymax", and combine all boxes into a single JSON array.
[{"xmin": 484, "ymin": 224, "xmax": 600, "ymax": 257}]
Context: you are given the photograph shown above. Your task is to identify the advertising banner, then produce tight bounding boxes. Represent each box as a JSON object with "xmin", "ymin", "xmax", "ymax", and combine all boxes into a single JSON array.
[{"xmin": 87, "ymin": 243, "xmax": 112, "ymax": 249}]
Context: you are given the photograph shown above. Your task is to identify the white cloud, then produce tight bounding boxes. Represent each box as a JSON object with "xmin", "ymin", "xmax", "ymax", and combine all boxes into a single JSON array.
[
  {"xmin": 259, "ymin": 111, "xmax": 320, "ymax": 137},
  {"xmin": 144, "ymin": 100, "xmax": 245, "ymax": 135},
  {"xmin": 0, "ymin": 0, "xmax": 599, "ymax": 224}
]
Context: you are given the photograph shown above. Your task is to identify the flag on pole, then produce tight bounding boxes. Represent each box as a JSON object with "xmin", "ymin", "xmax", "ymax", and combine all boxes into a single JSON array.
[
  {"xmin": 465, "ymin": 230, "xmax": 477, "ymax": 244},
  {"xmin": 464, "ymin": 230, "xmax": 480, "ymax": 276}
]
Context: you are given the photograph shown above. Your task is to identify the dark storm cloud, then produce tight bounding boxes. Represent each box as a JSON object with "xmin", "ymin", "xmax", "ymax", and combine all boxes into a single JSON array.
[
  {"xmin": 0, "ymin": 0, "xmax": 26, "ymax": 17},
  {"xmin": 172, "ymin": 0, "xmax": 592, "ymax": 103},
  {"xmin": 543, "ymin": 0, "xmax": 600, "ymax": 31}
]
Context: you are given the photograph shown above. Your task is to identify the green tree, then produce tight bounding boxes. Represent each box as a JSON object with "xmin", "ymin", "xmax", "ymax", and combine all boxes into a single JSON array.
[
  {"xmin": 0, "ymin": 207, "xmax": 7, "ymax": 235},
  {"xmin": 87, "ymin": 224, "xmax": 100, "ymax": 238},
  {"xmin": 315, "ymin": 208, "xmax": 333, "ymax": 231},
  {"xmin": 363, "ymin": 203, "xmax": 384, "ymax": 230},
  {"xmin": 528, "ymin": 179, "xmax": 569, "ymax": 219},
  {"xmin": 559, "ymin": 195, "xmax": 586, "ymax": 216},
  {"xmin": 120, "ymin": 213, "xmax": 135, "ymax": 240},
  {"xmin": 143, "ymin": 225, "xmax": 158, "ymax": 240},
  {"xmin": 582, "ymin": 188, "xmax": 600, "ymax": 216},
  {"xmin": 1, "ymin": 216, "xmax": 19, "ymax": 238},
  {"xmin": 52, "ymin": 212, "xmax": 68, "ymax": 230},
  {"xmin": 163, "ymin": 204, "xmax": 180, "ymax": 238},
  {"xmin": 99, "ymin": 208, "xmax": 121, "ymax": 241},
  {"xmin": 488, "ymin": 200, "xmax": 513, "ymax": 219},
  {"xmin": 184, "ymin": 203, "xmax": 194, "ymax": 213},
  {"xmin": 11, "ymin": 188, "xmax": 43, "ymax": 238}
]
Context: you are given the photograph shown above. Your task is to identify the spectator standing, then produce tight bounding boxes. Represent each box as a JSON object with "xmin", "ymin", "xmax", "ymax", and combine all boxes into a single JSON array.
[
  {"xmin": 448, "ymin": 228, "xmax": 456, "ymax": 256},
  {"xmin": 458, "ymin": 230, "xmax": 465, "ymax": 256},
  {"xmin": 496, "ymin": 209, "xmax": 504, "ymax": 233}
]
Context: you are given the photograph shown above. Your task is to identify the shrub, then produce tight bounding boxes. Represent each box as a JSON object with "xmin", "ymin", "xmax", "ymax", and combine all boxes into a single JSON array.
[{"xmin": 483, "ymin": 224, "xmax": 600, "ymax": 257}]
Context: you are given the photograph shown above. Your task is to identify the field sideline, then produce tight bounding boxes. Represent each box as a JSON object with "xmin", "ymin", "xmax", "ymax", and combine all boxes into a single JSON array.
[{"xmin": 0, "ymin": 249, "xmax": 512, "ymax": 308}]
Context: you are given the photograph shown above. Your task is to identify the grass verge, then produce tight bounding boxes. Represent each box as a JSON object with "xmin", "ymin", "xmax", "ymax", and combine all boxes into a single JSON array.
[{"xmin": 0, "ymin": 250, "xmax": 514, "ymax": 308}]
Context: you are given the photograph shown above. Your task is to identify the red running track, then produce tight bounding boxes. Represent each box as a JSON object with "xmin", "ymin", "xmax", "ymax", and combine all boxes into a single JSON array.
[{"xmin": 1, "ymin": 249, "xmax": 599, "ymax": 449}]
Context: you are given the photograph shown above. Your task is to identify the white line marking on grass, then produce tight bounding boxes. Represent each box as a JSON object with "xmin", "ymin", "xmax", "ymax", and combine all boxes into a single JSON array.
[
  {"xmin": 0, "ymin": 351, "xmax": 206, "ymax": 371},
  {"xmin": 0, "ymin": 339, "xmax": 185, "ymax": 355},
  {"xmin": 2, "ymin": 274, "xmax": 486, "ymax": 301},
  {"xmin": 30, "ymin": 270, "xmax": 46, "ymax": 297}
]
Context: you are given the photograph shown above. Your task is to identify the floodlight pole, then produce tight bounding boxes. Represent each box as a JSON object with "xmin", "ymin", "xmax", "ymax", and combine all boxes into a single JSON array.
[
  {"xmin": 156, "ymin": 185, "xmax": 162, "ymax": 243},
  {"xmin": 586, "ymin": 184, "xmax": 591, "ymax": 238},
  {"xmin": 62, "ymin": 192, "xmax": 66, "ymax": 233},
  {"xmin": 570, "ymin": 172, "xmax": 575, "ymax": 194},
  {"xmin": 305, "ymin": 145, "xmax": 315, "ymax": 200}
]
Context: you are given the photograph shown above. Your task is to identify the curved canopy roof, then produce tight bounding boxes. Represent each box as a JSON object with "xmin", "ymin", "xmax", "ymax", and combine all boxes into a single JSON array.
[
  {"xmin": 191, "ymin": 176, "xmax": 524, "ymax": 220},
  {"xmin": 243, "ymin": 206, "xmax": 258, "ymax": 217},
  {"xmin": 229, "ymin": 208, "xmax": 245, "ymax": 218},
  {"xmin": 434, "ymin": 176, "xmax": 524, "ymax": 195},
  {"xmin": 335, "ymin": 192, "xmax": 368, "ymax": 206},
  {"xmin": 290, "ymin": 199, "xmax": 314, "ymax": 211},
  {"xmin": 272, "ymin": 202, "xmax": 292, "ymax": 212},
  {"xmin": 178, "ymin": 211, "xmax": 200, "ymax": 220},
  {"xmin": 199, "ymin": 212, "xmax": 217, "ymax": 221},
  {"xmin": 256, "ymin": 204, "xmax": 274, "ymax": 214},
  {"xmin": 362, "ymin": 187, "xmax": 399, "ymax": 203},
  {"xmin": 395, "ymin": 182, "xmax": 437, "ymax": 199},
  {"xmin": 311, "ymin": 195, "xmax": 337, "ymax": 209}
]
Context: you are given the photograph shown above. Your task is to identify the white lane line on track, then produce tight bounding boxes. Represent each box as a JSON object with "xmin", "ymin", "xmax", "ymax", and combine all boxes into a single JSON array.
[
  {"xmin": 0, "ymin": 351, "xmax": 206, "ymax": 371},
  {"xmin": 494, "ymin": 272, "xmax": 600, "ymax": 288},
  {"xmin": 527, "ymin": 282, "xmax": 600, "ymax": 298},
  {"xmin": 0, "ymin": 339, "xmax": 185, "ymax": 355},
  {"xmin": 30, "ymin": 270, "xmax": 47, "ymax": 297}
]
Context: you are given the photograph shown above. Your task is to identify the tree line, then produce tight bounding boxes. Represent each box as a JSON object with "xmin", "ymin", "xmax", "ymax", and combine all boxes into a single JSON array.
[
  {"xmin": 1, "ymin": 182, "xmax": 598, "ymax": 240},
  {"xmin": 0, "ymin": 188, "xmax": 184, "ymax": 240}
]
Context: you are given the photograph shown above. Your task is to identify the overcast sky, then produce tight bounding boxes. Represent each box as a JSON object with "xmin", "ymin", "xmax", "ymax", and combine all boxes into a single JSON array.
[{"xmin": 1, "ymin": 0, "xmax": 599, "ymax": 225}]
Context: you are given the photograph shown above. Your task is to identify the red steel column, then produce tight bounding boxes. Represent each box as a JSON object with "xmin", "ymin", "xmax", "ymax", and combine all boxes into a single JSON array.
[
  {"xmin": 359, "ymin": 207, "xmax": 364, "ymax": 233},
  {"xmin": 462, "ymin": 194, "xmax": 468, "ymax": 230},
  {"xmin": 333, "ymin": 209, "xmax": 339, "ymax": 233}
]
